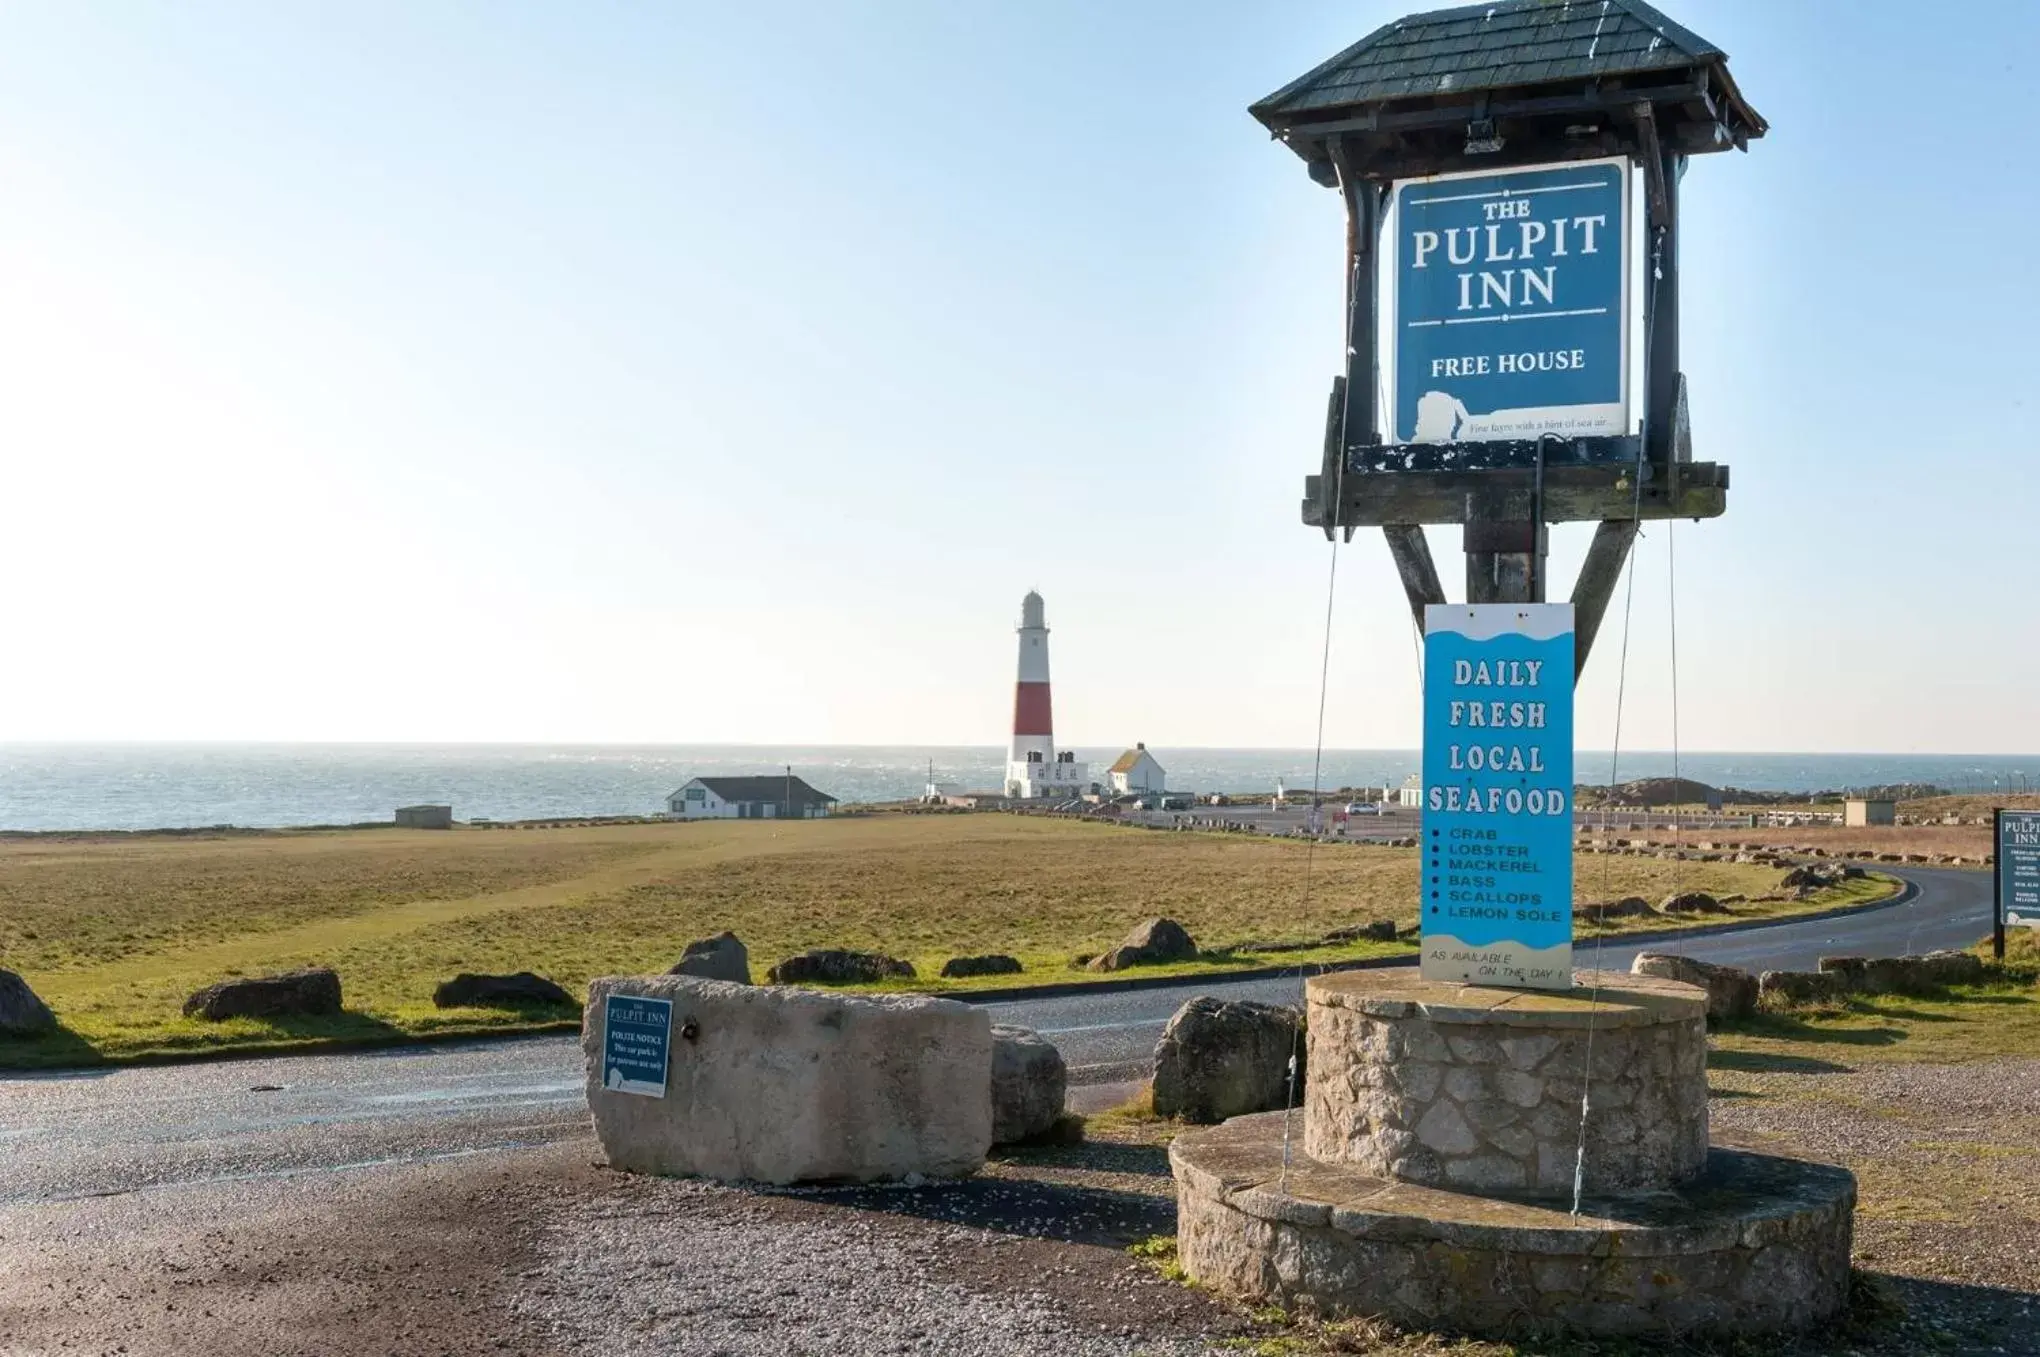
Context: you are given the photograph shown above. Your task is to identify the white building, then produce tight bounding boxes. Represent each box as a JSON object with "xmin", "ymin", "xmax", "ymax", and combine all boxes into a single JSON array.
[
  {"xmin": 1398, "ymin": 773, "xmax": 1424, "ymax": 808},
  {"xmin": 1005, "ymin": 591, "xmax": 1091, "ymax": 798},
  {"xmin": 1107, "ymin": 743, "xmax": 1166, "ymax": 795},
  {"xmin": 666, "ymin": 775, "xmax": 837, "ymax": 820}
]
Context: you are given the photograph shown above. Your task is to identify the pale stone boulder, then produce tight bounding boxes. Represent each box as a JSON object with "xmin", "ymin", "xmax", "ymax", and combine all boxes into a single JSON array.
[
  {"xmin": 1631, "ymin": 952, "xmax": 1758, "ymax": 1021},
  {"xmin": 989, "ymin": 1024, "xmax": 1066, "ymax": 1144},
  {"xmin": 583, "ymin": 975, "xmax": 991, "ymax": 1184}
]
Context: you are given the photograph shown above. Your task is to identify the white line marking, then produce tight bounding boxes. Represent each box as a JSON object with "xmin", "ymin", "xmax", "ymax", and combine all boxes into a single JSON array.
[
  {"xmin": 1406, "ymin": 306, "xmax": 1611, "ymax": 329},
  {"xmin": 1406, "ymin": 182, "xmax": 1607, "ymax": 207}
]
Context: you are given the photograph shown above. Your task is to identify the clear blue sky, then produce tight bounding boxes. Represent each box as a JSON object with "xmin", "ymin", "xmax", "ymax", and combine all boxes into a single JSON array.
[{"xmin": 1, "ymin": 1, "xmax": 2033, "ymax": 752}]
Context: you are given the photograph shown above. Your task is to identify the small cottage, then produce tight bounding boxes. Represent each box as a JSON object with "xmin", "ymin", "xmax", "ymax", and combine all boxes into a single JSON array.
[
  {"xmin": 1107, "ymin": 743, "xmax": 1166, "ymax": 795},
  {"xmin": 666, "ymin": 775, "xmax": 837, "ymax": 820}
]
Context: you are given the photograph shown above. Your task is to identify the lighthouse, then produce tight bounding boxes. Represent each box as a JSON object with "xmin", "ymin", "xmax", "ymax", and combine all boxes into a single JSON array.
[{"xmin": 1005, "ymin": 591, "xmax": 1089, "ymax": 799}]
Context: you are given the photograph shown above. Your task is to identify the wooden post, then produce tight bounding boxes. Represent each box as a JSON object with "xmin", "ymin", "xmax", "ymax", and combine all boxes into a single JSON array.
[
  {"xmin": 1646, "ymin": 146, "xmax": 1682, "ymax": 463},
  {"xmin": 1994, "ymin": 809, "xmax": 2007, "ymax": 962},
  {"xmin": 1463, "ymin": 486, "xmax": 1545, "ymax": 605}
]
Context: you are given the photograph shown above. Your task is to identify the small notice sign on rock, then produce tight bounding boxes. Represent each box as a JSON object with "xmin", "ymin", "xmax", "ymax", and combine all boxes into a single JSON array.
[{"xmin": 601, "ymin": 994, "xmax": 671, "ymax": 1098}]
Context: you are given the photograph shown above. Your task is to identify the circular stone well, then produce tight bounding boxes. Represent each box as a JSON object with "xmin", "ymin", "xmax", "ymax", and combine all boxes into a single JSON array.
[
  {"xmin": 1305, "ymin": 969, "xmax": 1708, "ymax": 1195},
  {"xmin": 1171, "ymin": 1112, "xmax": 1856, "ymax": 1338},
  {"xmin": 1172, "ymin": 969, "xmax": 1857, "ymax": 1338}
]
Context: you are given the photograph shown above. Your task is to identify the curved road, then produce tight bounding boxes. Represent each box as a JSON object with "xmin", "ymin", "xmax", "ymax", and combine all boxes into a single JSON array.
[{"xmin": 0, "ymin": 866, "xmax": 1993, "ymax": 1208}]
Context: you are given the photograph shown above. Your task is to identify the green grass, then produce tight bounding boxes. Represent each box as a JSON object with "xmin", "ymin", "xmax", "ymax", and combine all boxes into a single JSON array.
[{"xmin": 0, "ymin": 815, "xmax": 1894, "ymax": 1068}]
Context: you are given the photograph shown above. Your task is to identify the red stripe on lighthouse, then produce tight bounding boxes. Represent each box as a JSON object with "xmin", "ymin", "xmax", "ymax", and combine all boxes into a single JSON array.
[{"xmin": 1013, "ymin": 682, "xmax": 1053, "ymax": 736}]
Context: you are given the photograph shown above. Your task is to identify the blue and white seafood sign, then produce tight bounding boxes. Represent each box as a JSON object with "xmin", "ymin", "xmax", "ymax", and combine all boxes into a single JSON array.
[
  {"xmin": 1421, "ymin": 604, "xmax": 1576, "ymax": 990},
  {"xmin": 1389, "ymin": 157, "xmax": 1632, "ymax": 444}
]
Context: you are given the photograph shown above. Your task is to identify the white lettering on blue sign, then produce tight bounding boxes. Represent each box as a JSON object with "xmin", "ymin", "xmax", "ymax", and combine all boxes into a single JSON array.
[
  {"xmin": 1387, "ymin": 158, "xmax": 1635, "ymax": 444},
  {"xmin": 1420, "ymin": 604, "xmax": 1576, "ymax": 990},
  {"xmin": 602, "ymin": 994, "xmax": 672, "ymax": 1098},
  {"xmin": 2001, "ymin": 811, "xmax": 2040, "ymax": 929}
]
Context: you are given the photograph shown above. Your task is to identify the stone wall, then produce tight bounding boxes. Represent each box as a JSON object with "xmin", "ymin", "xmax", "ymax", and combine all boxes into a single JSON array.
[
  {"xmin": 583, "ymin": 975, "xmax": 991, "ymax": 1185},
  {"xmin": 1304, "ymin": 970, "xmax": 1708, "ymax": 1195}
]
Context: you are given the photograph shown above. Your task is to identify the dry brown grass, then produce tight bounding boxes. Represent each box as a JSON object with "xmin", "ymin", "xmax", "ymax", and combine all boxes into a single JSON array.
[{"xmin": 0, "ymin": 815, "xmax": 1859, "ymax": 1065}]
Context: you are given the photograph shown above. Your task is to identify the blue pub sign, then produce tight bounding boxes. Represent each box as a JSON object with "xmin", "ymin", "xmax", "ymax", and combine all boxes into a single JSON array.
[
  {"xmin": 1421, "ymin": 604, "xmax": 1575, "ymax": 990},
  {"xmin": 601, "ymin": 994, "xmax": 673, "ymax": 1098},
  {"xmin": 1388, "ymin": 157, "xmax": 1633, "ymax": 444},
  {"xmin": 2002, "ymin": 810, "xmax": 2040, "ymax": 929}
]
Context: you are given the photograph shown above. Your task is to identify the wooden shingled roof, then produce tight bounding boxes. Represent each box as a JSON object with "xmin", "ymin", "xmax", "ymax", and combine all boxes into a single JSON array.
[{"xmin": 1251, "ymin": 0, "xmax": 1764, "ymax": 177}]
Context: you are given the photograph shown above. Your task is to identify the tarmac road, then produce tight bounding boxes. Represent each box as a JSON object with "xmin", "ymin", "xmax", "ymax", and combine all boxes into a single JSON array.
[{"xmin": 0, "ymin": 866, "xmax": 1992, "ymax": 1210}]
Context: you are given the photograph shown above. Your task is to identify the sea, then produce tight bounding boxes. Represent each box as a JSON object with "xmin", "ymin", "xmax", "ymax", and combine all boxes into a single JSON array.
[{"xmin": 1, "ymin": 744, "xmax": 2035, "ymax": 833}]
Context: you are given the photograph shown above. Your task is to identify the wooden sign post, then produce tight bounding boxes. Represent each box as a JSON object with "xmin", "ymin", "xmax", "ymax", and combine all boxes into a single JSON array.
[{"xmin": 1251, "ymin": 0, "xmax": 1765, "ymax": 671}]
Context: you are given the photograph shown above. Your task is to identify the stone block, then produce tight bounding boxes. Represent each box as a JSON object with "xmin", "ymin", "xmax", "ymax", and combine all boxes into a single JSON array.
[
  {"xmin": 990, "ymin": 1024, "xmax": 1066, "ymax": 1144},
  {"xmin": 1630, "ymin": 953, "xmax": 1757, "ymax": 1021},
  {"xmin": 1758, "ymin": 971, "xmax": 1847, "ymax": 1006},
  {"xmin": 583, "ymin": 975, "xmax": 991, "ymax": 1184}
]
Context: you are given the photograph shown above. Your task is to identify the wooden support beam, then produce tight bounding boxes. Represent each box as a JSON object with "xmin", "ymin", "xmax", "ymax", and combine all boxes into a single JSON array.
[
  {"xmin": 1569, "ymin": 519, "xmax": 1639, "ymax": 680},
  {"xmin": 1381, "ymin": 523, "xmax": 1444, "ymax": 631},
  {"xmin": 1633, "ymin": 102, "xmax": 1669, "ymax": 227},
  {"xmin": 1303, "ymin": 462, "xmax": 1727, "ymax": 530}
]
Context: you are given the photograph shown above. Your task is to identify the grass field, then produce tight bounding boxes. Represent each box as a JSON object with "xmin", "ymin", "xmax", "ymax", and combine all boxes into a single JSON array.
[{"xmin": 0, "ymin": 814, "xmax": 1892, "ymax": 1067}]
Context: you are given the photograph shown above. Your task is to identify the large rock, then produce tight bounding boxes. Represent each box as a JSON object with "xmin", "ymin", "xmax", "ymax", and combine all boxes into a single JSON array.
[
  {"xmin": 432, "ymin": 971, "xmax": 574, "ymax": 1009},
  {"xmin": 766, "ymin": 949, "xmax": 915, "ymax": 985},
  {"xmin": 1758, "ymin": 970, "xmax": 1848, "ymax": 1006},
  {"xmin": 182, "ymin": 968, "xmax": 342, "ymax": 1022},
  {"xmin": 583, "ymin": 975, "xmax": 990, "ymax": 1184},
  {"xmin": 670, "ymin": 931, "xmax": 751, "ymax": 984},
  {"xmin": 1088, "ymin": 918, "xmax": 1198, "ymax": 972},
  {"xmin": 1630, "ymin": 952, "xmax": 1758, "ymax": 1021},
  {"xmin": 1322, "ymin": 920, "xmax": 1399, "ymax": 944},
  {"xmin": 1656, "ymin": 891, "xmax": 1727, "ymax": 916},
  {"xmin": 941, "ymin": 954, "xmax": 1023, "ymax": 979},
  {"xmin": 0, "ymin": 969, "xmax": 57, "ymax": 1036},
  {"xmin": 1862, "ymin": 950, "xmax": 1987, "ymax": 995},
  {"xmin": 1578, "ymin": 896, "xmax": 1651, "ymax": 923},
  {"xmin": 1152, "ymin": 996, "xmax": 1303, "ymax": 1123},
  {"xmin": 990, "ymin": 1024, "xmax": 1066, "ymax": 1144}
]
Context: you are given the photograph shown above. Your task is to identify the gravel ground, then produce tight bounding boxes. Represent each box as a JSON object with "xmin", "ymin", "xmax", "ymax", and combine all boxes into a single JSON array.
[
  {"xmin": 1711, "ymin": 1056, "xmax": 2040, "ymax": 1352},
  {"xmin": 517, "ymin": 1177, "xmax": 1224, "ymax": 1357}
]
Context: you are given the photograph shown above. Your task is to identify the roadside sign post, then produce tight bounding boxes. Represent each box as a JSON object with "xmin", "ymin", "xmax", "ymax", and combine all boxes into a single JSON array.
[
  {"xmin": 1997, "ymin": 808, "xmax": 2040, "ymax": 961},
  {"xmin": 601, "ymin": 994, "xmax": 673, "ymax": 1098},
  {"xmin": 1421, "ymin": 604, "xmax": 1575, "ymax": 988},
  {"xmin": 1249, "ymin": 4, "xmax": 1765, "ymax": 991},
  {"xmin": 1249, "ymin": 4, "xmax": 1765, "ymax": 677}
]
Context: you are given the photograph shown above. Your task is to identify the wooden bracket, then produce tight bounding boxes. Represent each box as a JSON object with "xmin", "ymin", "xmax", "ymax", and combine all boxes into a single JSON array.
[
  {"xmin": 1381, "ymin": 523, "xmax": 1445, "ymax": 632},
  {"xmin": 1570, "ymin": 519, "xmax": 1640, "ymax": 679},
  {"xmin": 1318, "ymin": 375, "xmax": 1347, "ymax": 541}
]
